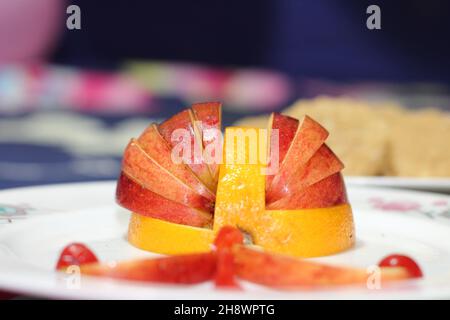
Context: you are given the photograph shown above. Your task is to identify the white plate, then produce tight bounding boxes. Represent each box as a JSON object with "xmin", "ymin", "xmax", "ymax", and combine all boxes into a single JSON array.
[
  {"xmin": 346, "ymin": 176, "xmax": 450, "ymax": 194},
  {"xmin": 1, "ymin": 181, "xmax": 450, "ymax": 299}
]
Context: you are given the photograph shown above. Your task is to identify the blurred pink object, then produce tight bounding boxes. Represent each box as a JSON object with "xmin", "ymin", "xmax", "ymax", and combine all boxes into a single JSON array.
[
  {"xmin": 0, "ymin": 0, "xmax": 63, "ymax": 64},
  {"xmin": 225, "ymin": 70, "xmax": 292, "ymax": 111},
  {"xmin": 0, "ymin": 64, "xmax": 153, "ymax": 113}
]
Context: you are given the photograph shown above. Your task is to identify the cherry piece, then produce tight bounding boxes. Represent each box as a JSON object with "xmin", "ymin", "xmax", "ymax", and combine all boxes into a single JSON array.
[
  {"xmin": 379, "ymin": 254, "xmax": 423, "ymax": 278},
  {"xmin": 56, "ymin": 243, "xmax": 98, "ymax": 270}
]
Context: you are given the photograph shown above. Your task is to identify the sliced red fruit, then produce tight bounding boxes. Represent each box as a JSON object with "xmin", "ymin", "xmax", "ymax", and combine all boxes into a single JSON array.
[
  {"xmin": 122, "ymin": 139, "xmax": 213, "ymax": 213},
  {"xmin": 215, "ymin": 251, "xmax": 239, "ymax": 289},
  {"xmin": 158, "ymin": 109, "xmax": 215, "ymax": 191},
  {"xmin": 266, "ymin": 115, "xmax": 329, "ymax": 202},
  {"xmin": 80, "ymin": 252, "xmax": 217, "ymax": 284},
  {"xmin": 56, "ymin": 243, "xmax": 98, "ymax": 270},
  {"xmin": 137, "ymin": 124, "xmax": 215, "ymax": 201},
  {"xmin": 116, "ymin": 172, "xmax": 212, "ymax": 227},
  {"xmin": 267, "ymin": 144, "xmax": 342, "ymax": 203},
  {"xmin": 234, "ymin": 246, "xmax": 410, "ymax": 287},
  {"xmin": 213, "ymin": 226, "xmax": 244, "ymax": 288},
  {"xmin": 379, "ymin": 254, "xmax": 423, "ymax": 278},
  {"xmin": 214, "ymin": 226, "xmax": 244, "ymax": 250},
  {"xmin": 267, "ymin": 172, "xmax": 348, "ymax": 210},
  {"xmin": 265, "ymin": 113, "xmax": 299, "ymax": 190},
  {"xmin": 191, "ymin": 102, "xmax": 222, "ymax": 184}
]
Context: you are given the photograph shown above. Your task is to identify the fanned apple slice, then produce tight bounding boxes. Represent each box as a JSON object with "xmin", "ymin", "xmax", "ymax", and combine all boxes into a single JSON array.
[
  {"xmin": 122, "ymin": 139, "xmax": 213, "ymax": 213},
  {"xmin": 137, "ymin": 124, "xmax": 215, "ymax": 201},
  {"xmin": 266, "ymin": 114, "xmax": 329, "ymax": 201},
  {"xmin": 116, "ymin": 172, "xmax": 212, "ymax": 227},
  {"xmin": 234, "ymin": 246, "xmax": 410, "ymax": 287},
  {"xmin": 265, "ymin": 113, "xmax": 299, "ymax": 190},
  {"xmin": 267, "ymin": 172, "xmax": 348, "ymax": 210},
  {"xmin": 191, "ymin": 102, "xmax": 222, "ymax": 184},
  {"xmin": 267, "ymin": 144, "xmax": 344, "ymax": 203},
  {"xmin": 159, "ymin": 109, "xmax": 216, "ymax": 191},
  {"xmin": 80, "ymin": 252, "xmax": 216, "ymax": 284}
]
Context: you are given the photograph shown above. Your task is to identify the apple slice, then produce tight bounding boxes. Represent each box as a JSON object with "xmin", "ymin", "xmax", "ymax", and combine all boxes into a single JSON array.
[
  {"xmin": 234, "ymin": 246, "xmax": 410, "ymax": 287},
  {"xmin": 265, "ymin": 113, "xmax": 299, "ymax": 190},
  {"xmin": 266, "ymin": 115, "xmax": 329, "ymax": 202},
  {"xmin": 116, "ymin": 172, "xmax": 212, "ymax": 227},
  {"xmin": 267, "ymin": 144, "xmax": 345, "ymax": 204},
  {"xmin": 191, "ymin": 102, "xmax": 222, "ymax": 184},
  {"xmin": 159, "ymin": 108, "xmax": 216, "ymax": 191},
  {"xmin": 137, "ymin": 124, "xmax": 215, "ymax": 201},
  {"xmin": 122, "ymin": 139, "xmax": 213, "ymax": 213},
  {"xmin": 267, "ymin": 172, "xmax": 348, "ymax": 210},
  {"xmin": 80, "ymin": 252, "xmax": 216, "ymax": 284}
]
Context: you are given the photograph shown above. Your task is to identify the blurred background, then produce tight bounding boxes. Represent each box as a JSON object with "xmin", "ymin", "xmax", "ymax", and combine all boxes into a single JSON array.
[{"xmin": 0, "ymin": 0, "xmax": 449, "ymax": 189}]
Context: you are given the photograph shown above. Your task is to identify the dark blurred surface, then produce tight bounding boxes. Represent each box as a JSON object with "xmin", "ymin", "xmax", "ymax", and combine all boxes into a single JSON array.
[{"xmin": 53, "ymin": 0, "xmax": 450, "ymax": 83}]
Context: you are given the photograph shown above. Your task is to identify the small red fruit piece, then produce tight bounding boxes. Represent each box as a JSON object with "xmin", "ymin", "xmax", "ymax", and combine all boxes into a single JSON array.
[
  {"xmin": 234, "ymin": 245, "xmax": 372, "ymax": 287},
  {"xmin": 379, "ymin": 254, "xmax": 423, "ymax": 278},
  {"xmin": 215, "ymin": 251, "xmax": 239, "ymax": 289},
  {"xmin": 56, "ymin": 243, "xmax": 98, "ymax": 270},
  {"xmin": 213, "ymin": 226, "xmax": 244, "ymax": 250},
  {"xmin": 213, "ymin": 226, "xmax": 244, "ymax": 289},
  {"xmin": 80, "ymin": 253, "xmax": 216, "ymax": 284}
]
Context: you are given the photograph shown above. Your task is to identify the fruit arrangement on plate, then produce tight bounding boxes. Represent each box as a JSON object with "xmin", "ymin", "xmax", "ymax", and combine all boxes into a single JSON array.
[{"xmin": 56, "ymin": 102, "xmax": 422, "ymax": 289}]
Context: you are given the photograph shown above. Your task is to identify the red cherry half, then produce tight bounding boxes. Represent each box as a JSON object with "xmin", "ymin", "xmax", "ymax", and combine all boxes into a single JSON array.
[
  {"xmin": 56, "ymin": 243, "xmax": 98, "ymax": 270},
  {"xmin": 379, "ymin": 254, "xmax": 423, "ymax": 278}
]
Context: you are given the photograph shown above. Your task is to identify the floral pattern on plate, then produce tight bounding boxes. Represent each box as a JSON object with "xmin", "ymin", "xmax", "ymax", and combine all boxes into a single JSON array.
[{"xmin": 368, "ymin": 197, "xmax": 450, "ymax": 221}]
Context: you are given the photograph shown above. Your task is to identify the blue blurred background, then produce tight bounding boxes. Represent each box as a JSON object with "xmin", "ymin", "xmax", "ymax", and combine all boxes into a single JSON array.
[{"xmin": 54, "ymin": 0, "xmax": 450, "ymax": 83}]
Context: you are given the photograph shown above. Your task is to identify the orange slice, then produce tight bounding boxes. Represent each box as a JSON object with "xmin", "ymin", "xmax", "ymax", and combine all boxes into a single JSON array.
[
  {"xmin": 252, "ymin": 204, "xmax": 354, "ymax": 257},
  {"xmin": 128, "ymin": 213, "xmax": 214, "ymax": 255},
  {"xmin": 128, "ymin": 204, "xmax": 353, "ymax": 258},
  {"xmin": 213, "ymin": 127, "xmax": 267, "ymax": 234}
]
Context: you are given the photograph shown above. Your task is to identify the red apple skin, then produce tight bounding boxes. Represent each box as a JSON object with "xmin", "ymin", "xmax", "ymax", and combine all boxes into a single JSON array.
[
  {"xmin": 267, "ymin": 144, "xmax": 345, "ymax": 204},
  {"xmin": 267, "ymin": 172, "xmax": 348, "ymax": 210},
  {"xmin": 234, "ymin": 246, "xmax": 410, "ymax": 287},
  {"xmin": 116, "ymin": 172, "xmax": 212, "ymax": 227},
  {"xmin": 191, "ymin": 102, "xmax": 222, "ymax": 183},
  {"xmin": 266, "ymin": 113, "xmax": 299, "ymax": 190},
  {"xmin": 266, "ymin": 115, "xmax": 329, "ymax": 201},
  {"xmin": 137, "ymin": 124, "xmax": 215, "ymax": 201},
  {"xmin": 122, "ymin": 139, "xmax": 214, "ymax": 213},
  {"xmin": 158, "ymin": 109, "xmax": 215, "ymax": 191},
  {"xmin": 80, "ymin": 252, "xmax": 216, "ymax": 284}
]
